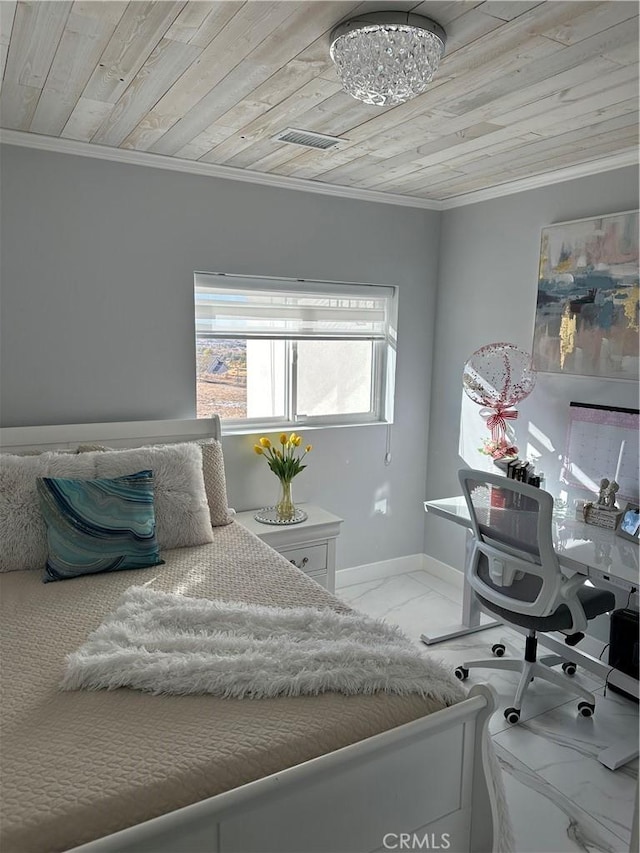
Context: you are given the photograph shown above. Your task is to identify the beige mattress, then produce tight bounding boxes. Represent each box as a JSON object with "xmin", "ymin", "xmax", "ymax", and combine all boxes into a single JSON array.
[{"xmin": 1, "ymin": 522, "xmax": 446, "ymax": 853}]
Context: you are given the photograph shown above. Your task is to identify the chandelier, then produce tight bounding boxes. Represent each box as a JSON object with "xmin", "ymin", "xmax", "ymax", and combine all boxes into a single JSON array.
[{"xmin": 329, "ymin": 12, "xmax": 446, "ymax": 107}]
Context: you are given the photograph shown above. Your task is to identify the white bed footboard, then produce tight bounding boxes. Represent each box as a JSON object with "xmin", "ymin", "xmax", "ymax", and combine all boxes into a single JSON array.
[{"xmin": 67, "ymin": 685, "xmax": 499, "ymax": 853}]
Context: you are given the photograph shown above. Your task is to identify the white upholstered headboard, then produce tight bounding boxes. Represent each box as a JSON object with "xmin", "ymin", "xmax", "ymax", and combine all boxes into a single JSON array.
[{"xmin": 0, "ymin": 416, "xmax": 222, "ymax": 453}]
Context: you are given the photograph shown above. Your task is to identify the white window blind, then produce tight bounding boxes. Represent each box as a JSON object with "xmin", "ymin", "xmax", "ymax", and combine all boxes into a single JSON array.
[
  {"xmin": 194, "ymin": 272, "xmax": 395, "ymax": 340},
  {"xmin": 194, "ymin": 271, "xmax": 398, "ymax": 430}
]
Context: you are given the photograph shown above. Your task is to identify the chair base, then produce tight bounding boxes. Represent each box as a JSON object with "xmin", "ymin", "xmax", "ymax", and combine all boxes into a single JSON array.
[{"xmin": 458, "ymin": 632, "xmax": 597, "ymax": 719}]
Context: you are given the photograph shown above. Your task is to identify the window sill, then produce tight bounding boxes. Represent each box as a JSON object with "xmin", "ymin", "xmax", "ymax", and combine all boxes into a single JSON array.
[{"xmin": 219, "ymin": 420, "xmax": 392, "ymax": 437}]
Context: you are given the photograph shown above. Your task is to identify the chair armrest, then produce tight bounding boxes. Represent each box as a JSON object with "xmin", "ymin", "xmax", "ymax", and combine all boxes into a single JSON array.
[
  {"xmin": 558, "ymin": 574, "xmax": 588, "ymax": 633},
  {"xmin": 558, "ymin": 574, "xmax": 587, "ymax": 600}
]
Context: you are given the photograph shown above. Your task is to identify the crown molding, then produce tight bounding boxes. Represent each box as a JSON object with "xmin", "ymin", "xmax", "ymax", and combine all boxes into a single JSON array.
[
  {"xmin": 1, "ymin": 129, "xmax": 636, "ymax": 211},
  {"xmin": 438, "ymin": 149, "xmax": 639, "ymax": 209},
  {"xmin": 0, "ymin": 129, "xmax": 442, "ymax": 210}
]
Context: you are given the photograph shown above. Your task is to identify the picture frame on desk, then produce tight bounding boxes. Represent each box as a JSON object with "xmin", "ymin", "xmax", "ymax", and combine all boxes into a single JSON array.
[{"xmin": 616, "ymin": 503, "xmax": 640, "ymax": 542}]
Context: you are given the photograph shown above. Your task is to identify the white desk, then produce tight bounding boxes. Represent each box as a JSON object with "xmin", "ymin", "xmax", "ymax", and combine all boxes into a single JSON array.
[
  {"xmin": 423, "ymin": 497, "xmax": 639, "ymax": 769},
  {"xmin": 425, "ymin": 497, "xmax": 639, "ymax": 589}
]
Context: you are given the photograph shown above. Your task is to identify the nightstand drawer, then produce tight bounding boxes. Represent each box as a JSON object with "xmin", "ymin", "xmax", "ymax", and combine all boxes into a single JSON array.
[
  {"xmin": 280, "ymin": 543, "xmax": 327, "ymax": 573},
  {"xmin": 234, "ymin": 506, "xmax": 342, "ymax": 594}
]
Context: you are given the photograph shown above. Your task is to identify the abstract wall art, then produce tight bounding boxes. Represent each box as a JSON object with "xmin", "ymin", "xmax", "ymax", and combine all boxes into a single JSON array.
[{"xmin": 533, "ymin": 211, "xmax": 639, "ymax": 380}]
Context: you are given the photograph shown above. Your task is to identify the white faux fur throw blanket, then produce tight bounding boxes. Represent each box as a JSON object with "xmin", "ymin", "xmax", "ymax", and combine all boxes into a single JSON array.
[{"xmin": 62, "ymin": 587, "xmax": 465, "ymax": 703}]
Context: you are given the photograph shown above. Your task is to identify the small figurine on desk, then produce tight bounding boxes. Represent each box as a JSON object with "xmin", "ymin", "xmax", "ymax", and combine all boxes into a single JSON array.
[
  {"xmin": 597, "ymin": 478, "xmax": 610, "ymax": 506},
  {"xmin": 605, "ymin": 480, "xmax": 619, "ymax": 510},
  {"xmin": 580, "ymin": 476, "xmax": 623, "ymax": 529}
]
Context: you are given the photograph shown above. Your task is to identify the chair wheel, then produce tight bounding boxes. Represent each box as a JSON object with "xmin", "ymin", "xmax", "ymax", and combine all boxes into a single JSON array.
[
  {"xmin": 578, "ymin": 701, "xmax": 594, "ymax": 718},
  {"xmin": 562, "ymin": 662, "xmax": 577, "ymax": 676},
  {"xmin": 504, "ymin": 707, "xmax": 520, "ymax": 724},
  {"xmin": 491, "ymin": 643, "xmax": 506, "ymax": 657},
  {"xmin": 454, "ymin": 666, "xmax": 469, "ymax": 681}
]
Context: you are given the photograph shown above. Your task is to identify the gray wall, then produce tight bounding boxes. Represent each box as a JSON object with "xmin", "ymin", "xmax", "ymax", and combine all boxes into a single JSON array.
[
  {"xmin": 3, "ymin": 144, "xmax": 636, "ymax": 577},
  {"xmin": 425, "ymin": 165, "xmax": 640, "ymax": 575},
  {"xmin": 0, "ymin": 144, "xmax": 440, "ymax": 570}
]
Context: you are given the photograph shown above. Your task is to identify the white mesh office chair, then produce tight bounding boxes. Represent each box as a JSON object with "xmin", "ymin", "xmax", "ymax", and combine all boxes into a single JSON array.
[{"xmin": 454, "ymin": 469, "xmax": 616, "ymax": 724}]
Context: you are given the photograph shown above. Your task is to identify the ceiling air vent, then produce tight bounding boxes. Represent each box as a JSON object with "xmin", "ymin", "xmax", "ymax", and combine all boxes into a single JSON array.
[{"xmin": 272, "ymin": 128, "xmax": 345, "ymax": 150}]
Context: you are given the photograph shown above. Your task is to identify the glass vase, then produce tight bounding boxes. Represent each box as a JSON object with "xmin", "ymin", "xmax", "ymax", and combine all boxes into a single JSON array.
[{"xmin": 275, "ymin": 478, "xmax": 295, "ymax": 522}]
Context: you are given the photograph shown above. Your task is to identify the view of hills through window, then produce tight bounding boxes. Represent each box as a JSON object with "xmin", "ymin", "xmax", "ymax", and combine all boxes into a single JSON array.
[
  {"xmin": 196, "ymin": 339, "xmax": 247, "ymax": 419},
  {"xmin": 196, "ymin": 337, "xmax": 374, "ymax": 422}
]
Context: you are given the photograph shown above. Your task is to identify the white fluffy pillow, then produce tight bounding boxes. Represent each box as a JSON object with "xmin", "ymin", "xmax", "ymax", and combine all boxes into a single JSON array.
[
  {"xmin": 0, "ymin": 442, "xmax": 214, "ymax": 572},
  {"xmin": 91, "ymin": 443, "xmax": 214, "ymax": 550},
  {"xmin": 76, "ymin": 439, "xmax": 232, "ymax": 528},
  {"xmin": 0, "ymin": 452, "xmax": 96, "ymax": 572}
]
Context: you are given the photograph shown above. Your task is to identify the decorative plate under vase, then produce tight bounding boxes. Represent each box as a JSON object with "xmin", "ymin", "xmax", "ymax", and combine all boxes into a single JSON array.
[{"xmin": 253, "ymin": 507, "xmax": 308, "ymax": 525}]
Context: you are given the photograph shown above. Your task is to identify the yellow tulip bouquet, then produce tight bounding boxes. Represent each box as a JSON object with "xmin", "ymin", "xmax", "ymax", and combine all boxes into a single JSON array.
[{"xmin": 253, "ymin": 433, "xmax": 312, "ymax": 521}]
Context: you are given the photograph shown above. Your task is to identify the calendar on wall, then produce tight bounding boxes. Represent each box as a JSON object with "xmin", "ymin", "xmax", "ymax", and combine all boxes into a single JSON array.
[{"xmin": 561, "ymin": 402, "xmax": 639, "ymax": 503}]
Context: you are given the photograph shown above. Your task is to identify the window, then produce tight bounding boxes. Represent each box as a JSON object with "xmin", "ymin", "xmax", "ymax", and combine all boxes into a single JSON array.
[{"xmin": 194, "ymin": 272, "xmax": 397, "ymax": 431}]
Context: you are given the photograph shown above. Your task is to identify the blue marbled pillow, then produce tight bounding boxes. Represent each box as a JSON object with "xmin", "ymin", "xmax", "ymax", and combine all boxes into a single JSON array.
[{"xmin": 37, "ymin": 470, "xmax": 164, "ymax": 582}]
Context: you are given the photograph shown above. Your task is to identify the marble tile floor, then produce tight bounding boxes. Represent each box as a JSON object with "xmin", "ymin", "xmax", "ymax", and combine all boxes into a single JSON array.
[{"xmin": 337, "ymin": 570, "xmax": 638, "ymax": 853}]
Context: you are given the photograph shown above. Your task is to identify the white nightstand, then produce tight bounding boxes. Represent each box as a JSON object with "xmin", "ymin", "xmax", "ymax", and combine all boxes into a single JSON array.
[{"xmin": 235, "ymin": 504, "xmax": 343, "ymax": 592}]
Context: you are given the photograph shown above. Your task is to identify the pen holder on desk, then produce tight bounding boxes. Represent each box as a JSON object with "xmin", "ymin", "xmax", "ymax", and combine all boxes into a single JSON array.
[
  {"xmin": 490, "ymin": 485, "xmax": 508, "ymax": 508},
  {"xmin": 489, "ymin": 486, "xmax": 538, "ymax": 514}
]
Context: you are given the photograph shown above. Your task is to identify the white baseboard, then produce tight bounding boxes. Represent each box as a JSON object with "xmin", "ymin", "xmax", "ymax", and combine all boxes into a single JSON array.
[
  {"xmin": 419, "ymin": 554, "xmax": 464, "ymax": 590},
  {"xmin": 336, "ymin": 553, "xmax": 464, "ymax": 590},
  {"xmin": 336, "ymin": 554, "xmax": 423, "ymax": 588}
]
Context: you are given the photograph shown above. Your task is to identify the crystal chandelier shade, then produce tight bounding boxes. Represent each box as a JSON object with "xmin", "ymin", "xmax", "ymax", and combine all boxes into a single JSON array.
[{"xmin": 330, "ymin": 13, "xmax": 446, "ymax": 107}]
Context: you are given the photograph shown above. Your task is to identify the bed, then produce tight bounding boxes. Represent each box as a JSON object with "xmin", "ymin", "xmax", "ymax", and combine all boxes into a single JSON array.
[{"xmin": 0, "ymin": 417, "xmax": 505, "ymax": 853}]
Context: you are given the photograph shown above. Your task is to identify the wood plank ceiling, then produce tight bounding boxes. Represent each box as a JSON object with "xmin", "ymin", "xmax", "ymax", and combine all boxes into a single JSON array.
[{"xmin": 1, "ymin": 1, "xmax": 638, "ymax": 202}]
